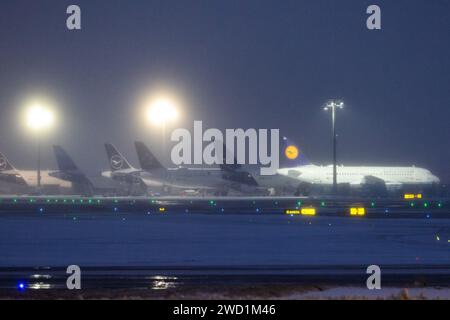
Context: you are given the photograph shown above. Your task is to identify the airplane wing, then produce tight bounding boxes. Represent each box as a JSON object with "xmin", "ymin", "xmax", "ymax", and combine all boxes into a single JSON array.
[
  {"xmin": 360, "ymin": 175, "xmax": 386, "ymax": 185},
  {"xmin": 359, "ymin": 175, "xmax": 403, "ymax": 191}
]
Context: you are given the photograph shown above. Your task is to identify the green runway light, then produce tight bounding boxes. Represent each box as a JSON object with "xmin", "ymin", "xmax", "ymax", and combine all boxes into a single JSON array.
[
  {"xmin": 297, "ymin": 201, "xmax": 302, "ymax": 206},
  {"xmin": 88, "ymin": 199, "xmax": 92, "ymax": 204},
  {"xmin": 371, "ymin": 202, "xmax": 375, "ymax": 207},
  {"xmin": 321, "ymin": 201, "xmax": 326, "ymax": 207},
  {"xmin": 438, "ymin": 203, "xmax": 442, "ymax": 208},
  {"xmin": 424, "ymin": 202, "xmax": 429, "ymax": 208},
  {"xmin": 410, "ymin": 202, "xmax": 415, "ymax": 207}
]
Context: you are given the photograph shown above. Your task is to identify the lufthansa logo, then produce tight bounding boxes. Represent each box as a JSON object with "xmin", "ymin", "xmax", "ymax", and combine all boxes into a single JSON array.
[
  {"xmin": 110, "ymin": 155, "xmax": 124, "ymax": 170},
  {"xmin": 285, "ymin": 145, "xmax": 299, "ymax": 160},
  {"xmin": 0, "ymin": 156, "xmax": 7, "ymax": 170}
]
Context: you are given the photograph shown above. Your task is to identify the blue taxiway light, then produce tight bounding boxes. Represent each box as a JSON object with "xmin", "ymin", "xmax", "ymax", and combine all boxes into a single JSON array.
[{"xmin": 17, "ymin": 282, "xmax": 26, "ymax": 291}]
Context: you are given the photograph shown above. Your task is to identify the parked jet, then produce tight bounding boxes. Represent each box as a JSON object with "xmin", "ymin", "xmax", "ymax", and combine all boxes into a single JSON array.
[
  {"xmin": 276, "ymin": 137, "xmax": 440, "ymax": 191},
  {"xmin": 0, "ymin": 150, "xmax": 70, "ymax": 193},
  {"xmin": 218, "ymin": 143, "xmax": 301, "ymax": 196},
  {"xmin": 102, "ymin": 142, "xmax": 258, "ymax": 195},
  {"xmin": 52, "ymin": 145, "xmax": 142, "ymax": 196}
]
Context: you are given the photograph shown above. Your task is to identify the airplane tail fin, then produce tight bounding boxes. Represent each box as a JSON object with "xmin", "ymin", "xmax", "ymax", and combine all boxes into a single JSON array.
[
  {"xmin": 280, "ymin": 136, "xmax": 311, "ymax": 168},
  {"xmin": 0, "ymin": 151, "xmax": 16, "ymax": 171},
  {"xmin": 52, "ymin": 145, "xmax": 94, "ymax": 195},
  {"xmin": 134, "ymin": 141, "xmax": 165, "ymax": 171},
  {"xmin": 53, "ymin": 145, "xmax": 79, "ymax": 172},
  {"xmin": 104, "ymin": 144, "xmax": 133, "ymax": 171}
]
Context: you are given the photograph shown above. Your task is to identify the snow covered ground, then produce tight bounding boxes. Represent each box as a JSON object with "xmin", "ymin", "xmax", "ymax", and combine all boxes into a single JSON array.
[{"xmin": 0, "ymin": 212, "xmax": 449, "ymax": 268}]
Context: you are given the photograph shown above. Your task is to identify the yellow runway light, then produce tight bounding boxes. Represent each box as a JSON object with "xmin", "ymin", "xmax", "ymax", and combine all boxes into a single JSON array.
[
  {"xmin": 404, "ymin": 194, "xmax": 422, "ymax": 200},
  {"xmin": 159, "ymin": 207, "xmax": 166, "ymax": 213},
  {"xmin": 301, "ymin": 208, "xmax": 316, "ymax": 216},
  {"xmin": 350, "ymin": 207, "xmax": 365, "ymax": 216},
  {"xmin": 285, "ymin": 208, "xmax": 316, "ymax": 216}
]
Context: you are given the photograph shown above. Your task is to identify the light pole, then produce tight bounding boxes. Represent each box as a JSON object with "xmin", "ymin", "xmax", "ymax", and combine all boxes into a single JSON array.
[
  {"xmin": 323, "ymin": 100, "xmax": 344, "ymax": 194},
  {"xmin": 146, "ymin": 97, "xmax": 179, "ymax": 155},
  {"xmin": 26, "ymin": 104, "xmax": 54, "ymax": 191}
]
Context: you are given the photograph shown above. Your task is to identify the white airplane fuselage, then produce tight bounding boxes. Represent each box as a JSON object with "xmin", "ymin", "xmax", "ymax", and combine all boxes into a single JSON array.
[
  {"xmin": 277, "ymin": 165, "xmax": 440, "ymax": 187},
  {"xmin": 101, "ymin": 167, "xmax": 257, "ymax": 195},
  {"xmin": 1, "ymin": 170, "xmax": 72, "ymax": 188}
]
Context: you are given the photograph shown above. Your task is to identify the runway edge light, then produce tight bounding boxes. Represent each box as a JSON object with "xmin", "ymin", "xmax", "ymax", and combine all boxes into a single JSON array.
[
  {"xmin": 301, "ymin": 208, "xmax": 316, "ymax": 216},
  {"xmin": 350, "ymin": 207, "xmax": 365, "ymax": 216},
  {"xmin": 404, "ymin": 193, "xmax": 422, "ymax": 200}
]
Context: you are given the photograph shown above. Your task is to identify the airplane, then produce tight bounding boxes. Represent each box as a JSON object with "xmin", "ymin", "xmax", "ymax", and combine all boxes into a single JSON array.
[
  {"xmin": 276, "ymin": 137, "xmax": 441, "ymax": 193},
  {"xmin": 102, "ymin": 142, "xmax": 258, "ymax": 196},
  {"xmin": 50, "ymin": 145, "xmax": 95, "ymax": 195},
  {"xmin": 101, "ymin": 143, "xmax": 152, "ymax": 193},
  {"xmin": 136, "ymin": 141, "xmax": 266, "ymax": 195},
  {"xmin": 218, "ymin": 144, "xmax": 301, "ymax": 196},
  {"xmin": 51, "ymin": 145, "xmax": 144, "ymax": 196},
  {"xmin": 0, "ymin": 150, "xmax": 71, "ymax": 193}
]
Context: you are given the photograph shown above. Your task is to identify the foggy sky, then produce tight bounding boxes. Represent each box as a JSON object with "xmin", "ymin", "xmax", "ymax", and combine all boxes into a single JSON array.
[{"xmin": 0, "ymin": 0, "xmax": 449, "ymax": 181}]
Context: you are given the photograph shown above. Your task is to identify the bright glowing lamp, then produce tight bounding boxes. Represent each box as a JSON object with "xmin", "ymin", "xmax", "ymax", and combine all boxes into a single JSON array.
[
  {"xmin": 24, "ymin": 101, "xmax": 56, "ymax": 190},
  {"xmin": 26, "ymin": 104, "xmax": 54, "ymax": 131},
  {"xmin": 146, "ymin": 98, "xmax": 178, "ymax": 126}
]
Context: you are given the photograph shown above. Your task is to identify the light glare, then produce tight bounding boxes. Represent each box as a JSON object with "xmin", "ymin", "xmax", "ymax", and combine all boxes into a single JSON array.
[
  {"xmin": 147, "ymin": 98, "xmax": 179, "ymax": 126},
  {"xmin": 26, "ymin": 104, "xmax": 54, "ymax": 130}
]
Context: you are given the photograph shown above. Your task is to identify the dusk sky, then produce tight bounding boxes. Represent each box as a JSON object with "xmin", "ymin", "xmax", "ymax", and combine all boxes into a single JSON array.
[{"xmin": 0, "ymin": 0, "xmax": 448, "ymax": 180}]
